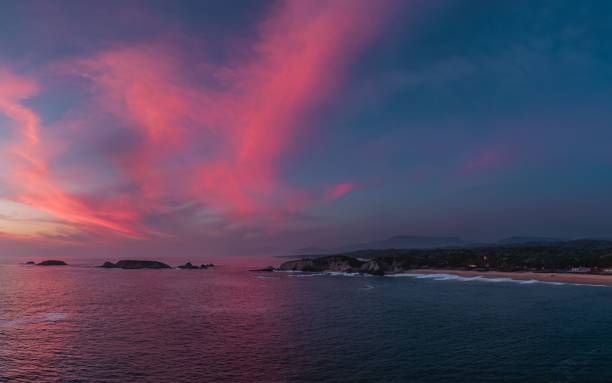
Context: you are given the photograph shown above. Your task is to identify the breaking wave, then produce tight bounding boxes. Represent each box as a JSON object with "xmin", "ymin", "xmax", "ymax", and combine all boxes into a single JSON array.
[
  {"xmin": 387, "ymin": 273, "xmax": 607, "ymax": 287},
  {"xmin": 282, "ymin": 271, "xmax": 607, "ymax": 287},
  {"xmin": 286, "ymin": 272, "xmax": 372, "ymax": 278}
]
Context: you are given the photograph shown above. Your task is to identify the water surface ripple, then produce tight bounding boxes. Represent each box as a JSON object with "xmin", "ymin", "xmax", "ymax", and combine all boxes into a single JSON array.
[{"xmin": 2, "ymin": 263, "xmax": 612, "ymax": 382}]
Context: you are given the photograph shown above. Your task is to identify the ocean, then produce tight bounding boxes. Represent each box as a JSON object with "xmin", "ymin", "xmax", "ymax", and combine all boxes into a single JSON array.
[{"xmin": 2, "ymin": 258, "xmax": 612, "ymax": 382}]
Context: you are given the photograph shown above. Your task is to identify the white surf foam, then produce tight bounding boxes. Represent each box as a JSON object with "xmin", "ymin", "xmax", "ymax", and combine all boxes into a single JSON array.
[
  {"xmin": 387, "ymin": 273, "xmax": 608, "ymax": 287},
  {"xmin": 287, "ymin": 273, "xmax": 323, "ymax": 278},
  {"xmin": 255, "ymin": 275, "xmax": 277, "ymax": 280},
  {"xmin": 280, "ymin": 270, "xmax": 608, "ymax": 287},
  {"xmin": 286, "ymin": 271, "xmax": 372, "ymax": 278}
]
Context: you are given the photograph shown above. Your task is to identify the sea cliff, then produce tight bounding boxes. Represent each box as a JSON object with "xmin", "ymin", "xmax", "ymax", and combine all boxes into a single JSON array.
[{"xmin": 278, "ymin": 256, "xmax": 407, "ymax": 275}]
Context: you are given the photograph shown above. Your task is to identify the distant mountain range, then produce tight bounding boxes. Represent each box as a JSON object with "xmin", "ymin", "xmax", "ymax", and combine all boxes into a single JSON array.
[
  {"xmin": 296, "ymin": 235, "xmax": 471, "ymax": 255},
  {"xmin": 294, "ymin": 235, "xmax": 598, "ymax": 255},
  {"xmin": 496, "ymin": 236, "xmax": 567, "ymax": 245}
]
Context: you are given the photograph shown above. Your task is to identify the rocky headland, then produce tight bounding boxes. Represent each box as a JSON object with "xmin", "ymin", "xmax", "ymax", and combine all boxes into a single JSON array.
[
  {"xmin": 278, "ymin": 256, "xmax": 389, "ymax": 275},
  {"xmin": 273, "ymin": 240, "xmax": 612, "ymax": 276}
]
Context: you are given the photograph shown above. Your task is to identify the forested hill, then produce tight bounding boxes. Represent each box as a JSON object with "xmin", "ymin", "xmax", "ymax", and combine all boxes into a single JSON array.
[{"xmin": 280, "ymin": 240, "xmax": 612, "ymax": 274}]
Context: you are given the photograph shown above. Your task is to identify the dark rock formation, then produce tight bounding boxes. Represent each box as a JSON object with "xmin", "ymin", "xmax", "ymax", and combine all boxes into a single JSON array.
[
  {"xmin": 178, "ymin": 262, "xmax": 199, "ymax": 269},
  {"xmin": 100, "ymin": 261, "xmax": 118, "ymax": 268},
  {"xmin": 279, "ymin": 256, "xmax": 364, "ymax": 273},
  {"xmin": 112, "ymin": 260, "xmax": 171, "ymax": 269},
  {"xmin": 37, "ymin": 260, "xmax": 67, "ymax": 266},
  {"xmin": 200, "ymin": 263, "xmax": 214, "ymax": 269},
  {"xmin": 25, "ymin": 261, "xmax": 35, "ymax": 265}
]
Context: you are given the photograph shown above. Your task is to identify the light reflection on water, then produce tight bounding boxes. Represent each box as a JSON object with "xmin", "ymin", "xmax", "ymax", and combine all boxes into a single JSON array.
[{"xmin": 2, "ymin": 259, "xmax": 612, "ymax": 382}]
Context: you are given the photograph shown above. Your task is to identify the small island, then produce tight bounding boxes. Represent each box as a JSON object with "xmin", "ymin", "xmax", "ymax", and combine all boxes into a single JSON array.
[
  {"xmin": 177, "ymin": 262, "xmax": 215, "ymax": 269},
  {"xmin": 100, "ymin": 260, "xmax": 215, "ymax": 269},
  {"xmin": 267, "ymin": 240, "xmax": 612, "ymax": 285},
  {"xmin": 36, "ymin": 260, "xmax": 68, "ymax": 266},
  {"xmin": 101, "ymin": 260, "xmax": 171, "ymax": 269},
  {"xmin": 177, "ymin": 262, "xmax": 199, "ymax": 269}
]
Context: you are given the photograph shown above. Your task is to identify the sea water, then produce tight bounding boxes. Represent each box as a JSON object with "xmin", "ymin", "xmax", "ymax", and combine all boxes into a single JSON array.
[{"xmin": 2, "ymin": 259, "xmax": 612, "ymax": 382}]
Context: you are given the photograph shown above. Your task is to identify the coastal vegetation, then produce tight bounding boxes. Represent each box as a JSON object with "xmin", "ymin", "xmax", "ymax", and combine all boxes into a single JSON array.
[{"xmin": 277, "ymin": 240, "xmax": 612, "ymax": 275}]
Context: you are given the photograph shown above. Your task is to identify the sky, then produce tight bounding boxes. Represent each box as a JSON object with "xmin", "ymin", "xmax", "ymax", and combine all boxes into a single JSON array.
[{"xmin": 0, "ymin": 0, "xmax": 611, "ymax": 258}]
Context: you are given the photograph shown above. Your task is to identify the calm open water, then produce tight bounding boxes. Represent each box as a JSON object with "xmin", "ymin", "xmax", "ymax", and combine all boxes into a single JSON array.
[{"xmin": 2, "ymin": 258, "xmax": 612, "ymax": 382}]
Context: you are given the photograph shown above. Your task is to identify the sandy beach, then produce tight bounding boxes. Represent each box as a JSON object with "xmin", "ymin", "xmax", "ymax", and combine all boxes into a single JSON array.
[{"xmin": 410, "ymin": 269, "xmax": 612, "ymax": 286}]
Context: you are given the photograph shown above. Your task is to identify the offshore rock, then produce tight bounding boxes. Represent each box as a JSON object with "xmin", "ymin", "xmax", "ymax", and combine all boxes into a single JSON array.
[
  {"xmin": 178, "ymin": 262, "xmax": 200, "ymax": 269},
  {"xmin": 113, "ymin": 260, "xmax": 172, "ymax": 269},
  {"xmin": 37, "ymin": 260, "xmax": 68, "ymax": 266},
  {"xmin": 278, "ymin": 256, "xmax": 409, "ymax": 276}
]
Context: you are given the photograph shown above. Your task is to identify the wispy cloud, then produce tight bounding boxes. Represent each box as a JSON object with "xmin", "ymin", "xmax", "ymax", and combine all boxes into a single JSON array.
[
  {"xmin": 0, "ymin": 68, "xmax": 140, "ymax": 237},
  {"xmin": 0, "ymin": 0, "xmax": 398, "ymax": 241}
]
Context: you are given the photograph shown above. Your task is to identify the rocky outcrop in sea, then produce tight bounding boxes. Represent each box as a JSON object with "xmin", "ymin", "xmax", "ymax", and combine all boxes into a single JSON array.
[
  {"xmin": 100, "ymin": 260, "xmax": 215, "ymax": 269},
  {"xmin": 101, "ymin": 260, "xmax": 172, "ymax": 269},
  {"xmin": 37, "ymin": 260, "xmax": 68, "ymax": 266}
]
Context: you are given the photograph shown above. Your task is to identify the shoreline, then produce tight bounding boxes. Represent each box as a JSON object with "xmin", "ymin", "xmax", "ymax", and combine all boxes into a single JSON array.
[{"xmin": 408, "ymin": 269, "xmax": 612, "ymax": 286}]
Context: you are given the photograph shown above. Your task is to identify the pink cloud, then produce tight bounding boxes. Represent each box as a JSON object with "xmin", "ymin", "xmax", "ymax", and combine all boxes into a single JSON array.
[
  {"xmin": 458, "ymin": 145, "xmax": 517, "ymax": 176},
  {"xmin": 0, "ymin": 1, "xmax": 398, "ymax": 239},
  {"xmin": 0, "ymin": 69, "xmax": 141, "ymax": 237},
  {"xmin": 324, "ymin": 183, "xmax": 357, "ymax": 202}
]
